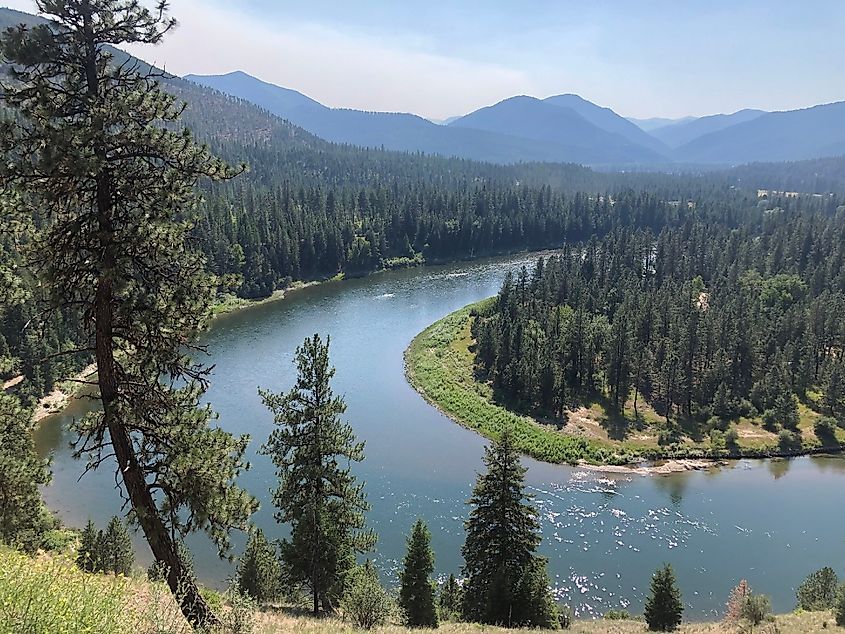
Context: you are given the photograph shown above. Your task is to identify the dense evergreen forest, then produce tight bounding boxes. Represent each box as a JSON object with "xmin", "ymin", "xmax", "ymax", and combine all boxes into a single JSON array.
[
  {"xmin": 472, "ymin": 198, "xmax": 845, "ymax": 445},
  {"xmin": 1, "ymin": 5, "xmax": 844, "ymax": 408}
]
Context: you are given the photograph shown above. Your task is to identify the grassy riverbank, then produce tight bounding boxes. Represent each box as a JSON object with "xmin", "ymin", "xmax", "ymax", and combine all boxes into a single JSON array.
[
  {"xmin": 404, "ymin": 301, "xmax": 845, "ymax": 467},
  {"xmin": 2, "ymin": 547, "xmax": 838, "ymax": 634}
]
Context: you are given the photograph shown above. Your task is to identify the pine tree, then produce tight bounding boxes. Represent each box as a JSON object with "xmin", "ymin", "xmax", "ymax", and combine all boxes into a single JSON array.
[
  {"xmin": 76, "ymin": 518, "xmax": 101, "ymax": 573},
  {"xmin": 0, "ymin": 393, "xmax": 51, "ymax": 552},
  {"xmin": 261, "ymin": 334, "xmax": 375, "ymax": 615},
  {"xmin": 644, "ymin": 564, "xmax": 683, "ymax": 632},
  {"xmin": 460, "ymin": 428, "xmax": 556, "ymax": 627},
  {"xmin": 0, "ymin": 2, "xmax": 257, "ymax": 626},
  {"xmin": 398, "ymin": 519, "xmax": 438, "ymax": 628},
  {"xmin": 439, "ymin": 574, "xmax": 462, "ymax": 622},
  {"xmin": 236, "ymin": 527, "xmax": 282, "ymax": 604},
  {"xmin": 101, "ymin": 515, "xmax": 134, "ymax": 576}
]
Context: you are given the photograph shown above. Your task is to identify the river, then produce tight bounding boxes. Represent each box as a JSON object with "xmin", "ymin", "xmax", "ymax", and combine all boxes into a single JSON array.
[{"xmin": 33, "ymin": 253, "xmax": 845, "ymax": 618}]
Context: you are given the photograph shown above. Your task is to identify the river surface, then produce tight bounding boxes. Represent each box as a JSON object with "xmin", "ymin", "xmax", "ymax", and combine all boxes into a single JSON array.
[{"xmin": 34, "ymin": 254, "xmax": 845, "ymax": 618}]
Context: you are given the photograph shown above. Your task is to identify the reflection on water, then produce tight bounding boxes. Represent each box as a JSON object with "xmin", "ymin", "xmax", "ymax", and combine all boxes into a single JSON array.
[{"xmin": 33, "ymin": 254, "xmax": 845, "ymax": 617}]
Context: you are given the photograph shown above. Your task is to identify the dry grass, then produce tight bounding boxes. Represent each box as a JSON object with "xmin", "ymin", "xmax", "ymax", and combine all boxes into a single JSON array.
[{"xmin": 254, "ymin": 611, "xmax": 839, "ymax": 634}]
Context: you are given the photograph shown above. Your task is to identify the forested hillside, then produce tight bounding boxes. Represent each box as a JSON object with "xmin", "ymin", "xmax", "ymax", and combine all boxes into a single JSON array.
[
  {"xmin": 472, "ymin": 198, "xmax": 845, "ymax": 447},
  {"xmin": 0, "ymin": 4, "xmax": 843, "ymax": 407}
]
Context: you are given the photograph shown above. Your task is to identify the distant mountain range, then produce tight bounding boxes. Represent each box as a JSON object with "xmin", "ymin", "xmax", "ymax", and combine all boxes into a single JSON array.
[
  {"xmin": 2, "ymin": 3, "xmax": 843, "ymax": 170},
  {"xmin": 187, "ymin": 71, "xmax": 845, "ymax": 167}
]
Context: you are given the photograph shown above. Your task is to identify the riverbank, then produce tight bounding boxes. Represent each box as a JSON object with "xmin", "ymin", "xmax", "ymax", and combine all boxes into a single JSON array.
[
  {"xmin": 211, "ymin": 277, "xmax": 338, "ymax": 317},
  {"xmin": 20, "ymin": 278, "xmax": 337, "ymax": 425},
  {"xmin": 405, "ymin": 300, "xmax": 845, "ymax": 469}
]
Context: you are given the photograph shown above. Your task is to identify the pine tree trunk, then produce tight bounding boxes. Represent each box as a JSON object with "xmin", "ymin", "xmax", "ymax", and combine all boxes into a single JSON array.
[
  {"xmin": 95, "ymin": 280, "xmax": 218, "ymax": 628},
  {"xmin": 80, "ymin": 3, "xmax": 218, "ymax": 626}
]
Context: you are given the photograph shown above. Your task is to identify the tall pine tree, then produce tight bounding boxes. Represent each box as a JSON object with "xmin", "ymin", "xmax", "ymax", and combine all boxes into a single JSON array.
[
  {"xmin": 261, "ymin": 334, "xmax": 375, "ymax": 615},
  {"xmin": 0, "ymin": 1, "xmax": 256, "ymax": 625},
  {"xmin": 398, "ymin": 519, "xmax": 438, "ymax": 628},
  {"xmin": 460, "ymin": 428, "xmax": 558, "ymax": 627}
]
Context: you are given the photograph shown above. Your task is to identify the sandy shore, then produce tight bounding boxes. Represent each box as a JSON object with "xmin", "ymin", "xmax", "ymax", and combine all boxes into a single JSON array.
[
  {"xmin": 578, "ymin": 458, "xmax": 719, "ymax": 476},
  {"xmin": 31, "ymin": 363, "xmax": 98, "ymax": 423}
]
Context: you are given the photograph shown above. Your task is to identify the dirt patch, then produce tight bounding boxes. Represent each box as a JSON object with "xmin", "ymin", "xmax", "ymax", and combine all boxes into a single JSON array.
[
  {"xmin": 32, "ymin": 363, "xmax": 97, "ymax": 423},
  {"xmin": 579, "ymin": 458, "xmax": 719, "ymax": 476}
]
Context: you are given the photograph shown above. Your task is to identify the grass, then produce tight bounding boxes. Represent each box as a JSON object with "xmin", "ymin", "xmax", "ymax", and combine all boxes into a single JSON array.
[
  {"xmin": 0, "ymin": 547, "xmax": 136, "ymax": 634},
  {"xmin": 2, "ymin": 547, "xmax": 839, "ymax": 634},
  {"xmin": 255, "ymin": 611, "xmax": 839, "ymax": 633},
  {"xmin": 404, "ymin": 301, "xmax": 629, "ymax": 465},
  {"xmin": 404, "ymin": 300, "xmax": 844, "ymax": 467}
]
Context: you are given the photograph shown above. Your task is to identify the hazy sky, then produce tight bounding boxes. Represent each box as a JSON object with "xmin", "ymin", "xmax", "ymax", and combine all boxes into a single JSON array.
[{"xmin": 5, "ymin": 0, "xmax": 845, "ymax": 120}]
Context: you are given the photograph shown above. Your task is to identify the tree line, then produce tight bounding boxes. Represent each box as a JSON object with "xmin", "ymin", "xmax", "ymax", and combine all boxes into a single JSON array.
[{"xmin": 472, "ymin": 204, "xmax": 845, "ymax": 446}]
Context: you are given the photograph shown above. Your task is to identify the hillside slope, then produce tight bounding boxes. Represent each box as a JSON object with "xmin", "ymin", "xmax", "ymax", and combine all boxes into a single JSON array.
[{"xmin": 675, "ymin": 101, "xmax": 845, "ymax": 164}]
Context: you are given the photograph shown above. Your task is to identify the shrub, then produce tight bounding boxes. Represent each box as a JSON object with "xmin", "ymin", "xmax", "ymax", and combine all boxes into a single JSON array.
[
  {"xmin": 644, "ymin": 564, "xmax": 683, "ymax": 632},
  {"xmin": 604, "ymin": 608, "xmax": 631, "ymax": 620},
  {"xmin": 709, "ymin": 429, "xmax": 726, "ymax": 451},
  {"xmin": 559, "ymin": 605, "xmax": 574, "ymax": 629},
  {"xmin": 41, "ymin": 528, "xmax": 77, "ymax": 553},
  {"xmin": 815, "ymin": 417, "xmax": 839, "ymax": 444},
  {"xmin": 741, "ymin": 593, "xmax": 771, "ymax": 626},
  {"xmin": 835, "ymin": 583, "xmax": 845, "ymax": 626},
  {"xmin": 236, "ymin": 528, "xmax": 282, "ymax": 604},
  {"xmin": 439, "ymin": 574, "xmax": 462, "ymax": 622},
  {"xmin": 778, "ymin": 429, "xmax": 801, "ymax": 452},
  {"xmin": 725, "ymin": 579, "xmax": 750, "ymax": 623},
  {"xmin": 797, "ymin": 567, "xmax": 840, "ymax": 611},
  {"xmin": 725, "ymin": 426, "xmax": 740, "ymax": 450},
  {"xmin": 341, "ymin": 561, "xmax": 393, "ymax": 630}
]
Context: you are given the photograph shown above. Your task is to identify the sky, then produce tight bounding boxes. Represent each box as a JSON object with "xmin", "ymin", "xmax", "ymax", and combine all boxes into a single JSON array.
[{"xmin": 4, "ymin": 0, "xmax": 845, "ymax": 120}]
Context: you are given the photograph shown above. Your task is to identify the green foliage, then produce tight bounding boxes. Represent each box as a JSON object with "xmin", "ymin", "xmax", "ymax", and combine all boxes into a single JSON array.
[
  {"xmin": 460, "ymin": 428, "xmax": 558, "ymax": 628},
  {"xmin": 398, "ymin": 520, "xmax": 438, "ymax": 627},
  {"xmin": 76, "ymin": 516, "xmax": 134, "ymax": 576},
  {"xmin": 796, "ymin": 566, "xmax": 840, "ymax": 611},
  {"xmin": 0, "ymin": 1, "xmax": 258, "ymax": 625},
  {"xmin": 0, "ymin": 546, "xmax": 135, "ymax": 633},
  {"xmin": 470, "ymin": 216, "xmax": 844, "ymax": 452},
  {"xmin": 76, "ymin": 519, "xmax": 102, "ymax": 573},
  {"xmin": 835, "ymin": 583, "xmax": 845, "ymax": 627},
  {"xmin": 741, "ymin": 593, "xmax": 771, "ymax": 627},
  {"xmin": 814, "ymin": 417, "xmax": 839, "ymax": 444},
  {"xmin": 778, "ymin": 429, "xmax": 802, "ymax": 452},
  {"xmin": 101, "ymin": 516, "xmax": 134, "ymax": 577},
  {"xmin": 261, "ymin": 334, "xmax": 375, "ymax": 615},
  {"xmin": 341, "ymin": 561, "xmax": 393, "ymax": 630},
  {"xmin": 644, "ymin": 564, "xmax": 683, "ymax": 632},
  {"xmin": 40, "ymin": 528, "xmax": 76, "ymax": 554},
  {"xmin": 438, "ymin": 574, "xmax": 462, "ymax": 622},
  {"xmin": 405, "ymin": 304, "xmax": 620, "ymax": 465},
  {"xmin": 604, "ymin": 608, "xmax": 631, "ymax": 620},
  {"xmin": 558, "ymin": 604, "xmax": 574, "ymax": 629},
  {"xmin": 0, "ymin": 393, "xmax": 51, "ymax": 553},
  {"xmin": 236, "ymin": 527, "xmax": 282, "ymax": 604}
]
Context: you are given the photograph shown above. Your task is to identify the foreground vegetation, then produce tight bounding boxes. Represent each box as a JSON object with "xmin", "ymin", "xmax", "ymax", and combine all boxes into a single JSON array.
[{"xmin": 3, "ymin": 546, "xmax": 845, "ymax": 634}]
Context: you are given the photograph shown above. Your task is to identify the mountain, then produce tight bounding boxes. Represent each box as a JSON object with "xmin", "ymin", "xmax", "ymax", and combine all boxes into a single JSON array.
[
  {"xmin": 675, "ymin": 101, "xmax": 845, "ymax": 164},
  {"xmin": 449, "ymin": 95, "xmax": 666, "ymax": 164},
  {"xmin": 652, "ymin": 109, "xmax": 766, "ymax": 148},
  {"xmin": 628, "ymin": 116, "xmax": 697, "ymax": 132},
  {"xmin": 187, "ymin": 72, "xmax": 667, "ymax": 165},
  {"xmin": 543, "ymin": 93, "xmax": 668, "ymax": 153}
]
